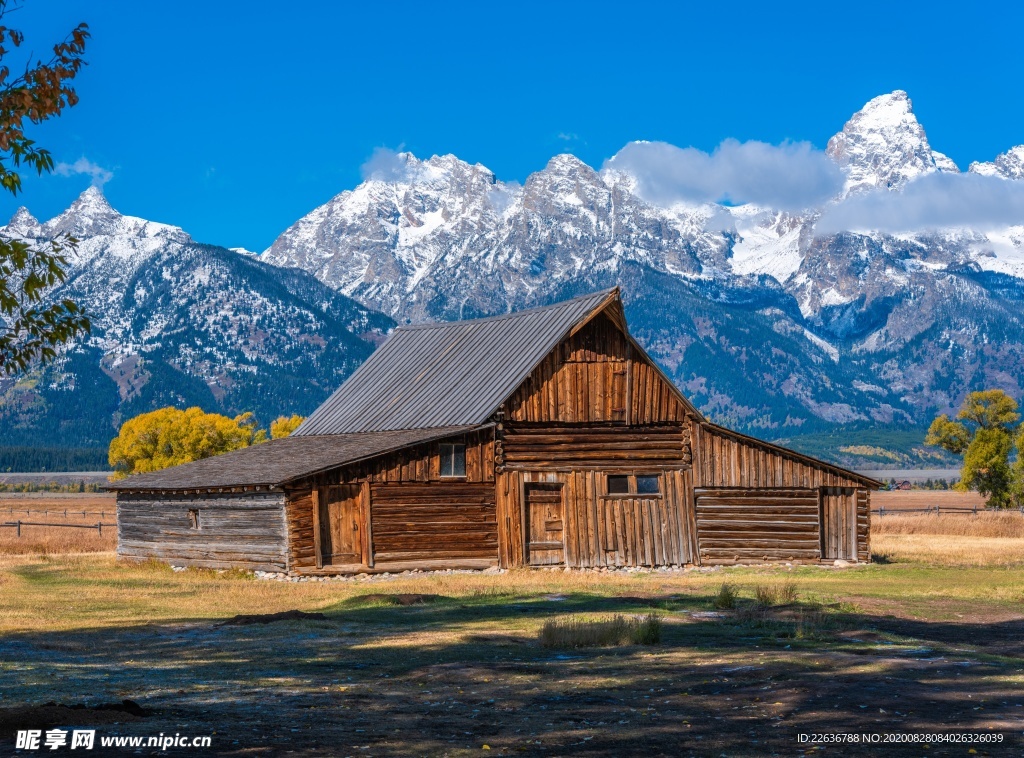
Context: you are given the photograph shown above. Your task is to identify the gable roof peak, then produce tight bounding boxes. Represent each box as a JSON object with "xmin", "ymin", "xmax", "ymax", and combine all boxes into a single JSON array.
[
  {"xmin": 294, "ymin": 288, "xmax": 624, "ymax": 436},
  {"xmin": 395, "ymin": 287, "xmax": 621, "ymax": 332}
]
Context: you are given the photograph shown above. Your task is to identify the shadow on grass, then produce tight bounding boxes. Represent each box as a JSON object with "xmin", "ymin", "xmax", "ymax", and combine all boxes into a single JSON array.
[{"xmin": 1, "ymin": 591, "xmax": 1022, "ymax": 756}]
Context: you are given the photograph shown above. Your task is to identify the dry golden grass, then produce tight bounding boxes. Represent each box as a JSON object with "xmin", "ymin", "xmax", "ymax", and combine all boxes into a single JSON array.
[
  {"xmin": 0, "ymin": 493, "xmax": 116, "ymax": 512},
  {"xmin": 872, "ymin": 533, "xmax": 1024, "ymax": 567},
  {"xmin": 872, "ymin": 490, "xmax": 986, "ymax": 511},
  {"xmin": 874, "ymin": 511, "xmax": 1024, "ymax": 538},
  {"xmin": 0, "ymin": 494, "xmax": 117, "ymax": 554},
  {"xmin": 753, "ymin": 580, "xmax": 798, "ymax": 606},
  {"xmin": 2, "ymin": 551, "xmax": 1023, "ymax": 636},
  {"xmin": 538, "ymin": 613, "xmax": 662, "ymax": 648},
  {"xmin": 0, "ymin": 525, "xmax": 116, "ymax": 554},
  {"xmin": 872, "ymin": 510, "xmax": 1024, "ymax": 566}
]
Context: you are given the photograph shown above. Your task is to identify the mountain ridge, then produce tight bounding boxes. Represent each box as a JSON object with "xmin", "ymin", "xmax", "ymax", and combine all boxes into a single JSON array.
[
  {"xmin": 260, "ymin": 91, "xmax": 1024, "ymax": 436},
  {"xmin": 3, "ymin": 90, "xmax": 1023, "ymax": 470},
  {"xmin": 0, "ymin": 191, "xmax": 394, "ymax": 451}
]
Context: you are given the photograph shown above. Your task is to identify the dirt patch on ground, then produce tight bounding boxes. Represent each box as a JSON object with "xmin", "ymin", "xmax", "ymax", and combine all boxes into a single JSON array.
[
  {"xmin": 0, "ymin": 700, "xmax": 150, "ymax": 737},
  {"xmin": 220, "ymin": 609, "xmax": 327, "ymax": 625},
  {"xmin": 3, "ymin": 557, "xmax": 1024, "ymax": 755},
  {"xmin": 346, "ymin": 592, "xmax": 442, "ymax": 606}
]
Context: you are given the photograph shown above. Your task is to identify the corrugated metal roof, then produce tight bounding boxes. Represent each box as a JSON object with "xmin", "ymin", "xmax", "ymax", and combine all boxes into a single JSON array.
[
  {"xmin": 105, "ymin": 426, "xmax": 483, "ymax": 491},
  {"xmin": 294, "ymin": 288, "xmax": 619, "ymax": 435}
]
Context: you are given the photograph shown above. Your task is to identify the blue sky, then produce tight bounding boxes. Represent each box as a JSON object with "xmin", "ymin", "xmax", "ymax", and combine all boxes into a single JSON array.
[{"xmin": 3, "ymin": 0, "xmax": 1023, "ymax": 251}]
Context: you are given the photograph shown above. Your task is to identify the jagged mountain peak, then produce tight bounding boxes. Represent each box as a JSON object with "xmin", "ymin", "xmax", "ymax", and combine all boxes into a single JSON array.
[
  {"xmin": 363, "ymin": 150, "xmax": 498, "ymax": 189},
  {"xmin": 422, "ymin": 152, "xmax": 493, "ymax": 178},
  {"xmin": 6, "ymin": 206, "xmax": 41, "ymax": 237},
  {"xmin": 42, "ymin": 186, "xmax": 119, "ymax": 237},
  {"xmin": 44, "ymin": 186, "xmax": 120, "ymax": 236},
  {"xmin": 39, "ymin": 186, "xmax": 190, "ymax": 248},
  {"xmin": 826, "ymin": 90, "xmax": 956, "ymax": 194},
  {"xmin": 969, "ymin": 145, "xmax": 1024, "ymax": 179},
  {"xmin": 542, "ymin": 153, "xmax": 599, "ymax": 176},
  {"xmin": 848, "ymin": 90, "xmax": 915, "ymax": 131}
]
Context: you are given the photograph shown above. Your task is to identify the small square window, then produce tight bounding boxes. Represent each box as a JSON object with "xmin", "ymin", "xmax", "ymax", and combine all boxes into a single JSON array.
[
  {"xmin": 188, "ymin": 508, "xmax": 200, "ymax": 529},
  {"xmin": 636, "ymin": 476, "xmax": 661, "ymax": 495},
  {"xmin": 607, "ymin": 475, "xmax": 630, "ymax": 494},
  {"xmin": 439, "ymin": 443, "xmax": 466, "ymax": 477}
]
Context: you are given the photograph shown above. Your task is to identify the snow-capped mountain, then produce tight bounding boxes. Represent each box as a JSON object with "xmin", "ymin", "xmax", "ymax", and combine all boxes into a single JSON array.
[
  {"xmin": 970, "ymin": 146, "xmax": 1024, "ymax": 180},
  {"xmin": 5, "ymin": 89, "xmax": 1023, "ymax": 465},
  {"xmin": 0, "ymin": 189, "xmax": 393, "ymax": 448},
  {"xmin": 826, "ymin": 90, "xmax": 958, "ymax": 194},
  {"xmin": 263, "ymin": 90, "xmax": 1024, "ymax": 441}
]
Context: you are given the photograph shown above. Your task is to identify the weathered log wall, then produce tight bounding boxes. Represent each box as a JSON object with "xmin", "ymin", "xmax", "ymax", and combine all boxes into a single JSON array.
[
  {"xmin": 501, "ymin": 424, "xmax": 690, "ymax": 470},
  {"xmin": 117, "ymin": 491, "xmax": 288, "ymax": 571},
  {"xmin": 494, "ymin": 314, "xmax": 697, "ymax": 568},
  {"xmin": 497, "ymin": 468, "xmax": 696, "ymax": 568},
  {"xmin": 371, "ymin": 483, "xmax": 497, "ymax": 564},
  {"xmin": 285, "ymin": 429, "xmax": 497, "ymax": 572},
  {"xmin": 691, "ymin": 422, "xmax": 873, "ymax": 563},
  {"xmin": 695, "ymin": 488, "xmax": 820, "ymax": 565},
  {"xmin": 692, "ymin": 422, "xmax": 868, "ymax": 489},
  {"xmin": 284, "ymin": 489, "xmax": 317, "ymax": 571},
  {"xmin": 506, "ymin": 313, "xmax": 688, "ymax": 425}
]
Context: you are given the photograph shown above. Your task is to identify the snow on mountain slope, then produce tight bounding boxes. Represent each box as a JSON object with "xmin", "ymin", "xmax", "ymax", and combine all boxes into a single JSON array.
[
  {"xmin": 260, "ymin": 90, "xmax": 1024, "ymax": 430},
  {"xmin": 0, "ymin": 189, "xmax": 392, "ymax": 448},
  {"xmin": 969, "ymin": 145, "xmax": 1024, "ymax": 179},
  {"xmin": 825, "ymin": 90, "xmax": 958, "ymax": 195},
  {"xmin": 7, "ymin": 90, "xmax": 1023, "ymax": 446}
]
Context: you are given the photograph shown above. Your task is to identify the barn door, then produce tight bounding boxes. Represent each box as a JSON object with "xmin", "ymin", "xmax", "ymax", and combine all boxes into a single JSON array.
[
  {"xmin": 525, "ymin": 483, "xmax": 565, "ymax": 566},
  {"xmin": 820, "ymin": 487, "xmax": 858, "ymax": 561},
  {"xmin": 319, "ymin": 484, "xmax": 363, "ymax": 566}
]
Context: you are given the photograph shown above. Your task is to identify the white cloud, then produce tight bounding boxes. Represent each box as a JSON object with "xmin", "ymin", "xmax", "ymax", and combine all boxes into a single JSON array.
[
  {"xmin": 486, "ymin": 182, "xmax": 521, "ymax": 214},
  {"xmin": 360, "ymin": 147, "xmax": 418, "ymax": 182},
  {"xmin": 604, "ymin": 139, "xmax": 844, "ymax": 211},
  {"xmin": 815, "ymin": 172, "xmax": 1024, "ymax": 235},
  {"xmin": 54, "ymin": 157, "xmax": 113, "ymax": 187}
]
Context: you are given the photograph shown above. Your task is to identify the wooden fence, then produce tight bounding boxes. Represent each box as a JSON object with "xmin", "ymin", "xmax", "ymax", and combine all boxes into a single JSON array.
[
  {"xmin": 0, "ymin": 521, "xmax": 115, "ymax": 536},
  {"xmin": 875, "ymin": 505, "xmax": 1024, "ymax": 516},
  {"xmin": 3, "ymin": 507, "xmax": 114, "ymax": 518}
]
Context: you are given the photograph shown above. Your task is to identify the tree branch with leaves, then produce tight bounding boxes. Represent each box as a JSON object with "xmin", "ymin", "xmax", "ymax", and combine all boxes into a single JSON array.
[
  {"xmin": 0, "ymin": 1, "xmax": 90, "ymax": 374},
  {"xmin": 926, "ymin": 390, "xmax": 1021, "ymax": 508}
]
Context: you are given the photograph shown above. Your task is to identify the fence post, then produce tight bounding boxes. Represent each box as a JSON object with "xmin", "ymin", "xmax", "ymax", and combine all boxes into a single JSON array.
[
  {"xmin": 97, "ymin": 522, "xmax": 102, "ymax": 536},
  {"xmin": 16, "ymin": 521, "xmax": 20, "ymax": 537}
]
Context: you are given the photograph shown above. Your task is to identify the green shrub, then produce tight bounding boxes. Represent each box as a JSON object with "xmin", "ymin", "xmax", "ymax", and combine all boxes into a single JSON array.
[
  {"xmin": 753, "ymin": 581, "xmax": 797, "ymax": 606},
  {"xmin": 713, "ymin": 582, "xmax": 738, "ymax": 609}
]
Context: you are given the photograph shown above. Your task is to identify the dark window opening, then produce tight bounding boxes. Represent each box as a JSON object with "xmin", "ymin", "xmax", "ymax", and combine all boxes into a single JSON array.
[
  {"xmin": 440, "ymin": 443, "xmax": 467, "ymax": 477},
  {"xmin": 607, "ymin": 475, "xmax": 630, "ymax": 494},
  {"xmin": 188, "ymin": 508, "xmax": 200, "ymax": 529},
  {"xmin": 606, "ymin": 474, "xmax": 662, "ymax": 496},
  {"xmin": 636, "ymin": 475, "xmax": 661, "ymax": 495}
]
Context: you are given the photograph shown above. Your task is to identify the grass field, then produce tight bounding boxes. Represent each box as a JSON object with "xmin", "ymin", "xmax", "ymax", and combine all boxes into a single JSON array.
[
  {"xmin": 873, "ymin": 490, "xmax": 988, "ymax": 511},
  {"xmin": 1, "ymin": 496, "xmax": 1023, "ymax": 756},
  {"xmin": 0, "ymin": 495, "xmax": 116, "ymax": 555}
]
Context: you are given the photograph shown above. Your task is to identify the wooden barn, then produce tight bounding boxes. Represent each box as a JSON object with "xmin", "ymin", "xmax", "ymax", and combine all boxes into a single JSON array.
[{"xmin": 108, "ymin": 288, "xmax": 879, "ymax": 573}]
